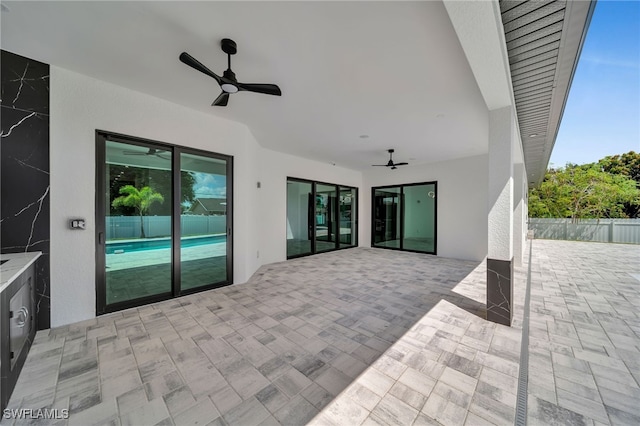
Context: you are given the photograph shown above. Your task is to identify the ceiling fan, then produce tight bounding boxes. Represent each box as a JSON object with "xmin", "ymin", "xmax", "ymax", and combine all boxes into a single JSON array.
[
  {"xmin": 372, "ymin": 149, "xmax": 409, "ymax": 170},
  {"xmin": 123, "ymin": 148, "xmax": 170, "ymax": 160},
  {"xmin": 179, "ymin": 38, "xmax": 282, "ymax": 107}
]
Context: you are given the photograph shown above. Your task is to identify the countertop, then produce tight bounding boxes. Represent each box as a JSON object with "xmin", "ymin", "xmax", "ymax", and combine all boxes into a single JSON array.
[{"xmin": 0, "ymin": 252, "xmax": 42, "ymax": 293}]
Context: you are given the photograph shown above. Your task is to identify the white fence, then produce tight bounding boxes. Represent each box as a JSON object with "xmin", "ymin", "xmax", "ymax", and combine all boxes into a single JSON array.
[
  {"xmin": 529, "ymin": 218, "xmax": 640, "ymax": 244},
  {"xmin": 107, "ymin": 215, "xmax": 226, "ymax": 239}
]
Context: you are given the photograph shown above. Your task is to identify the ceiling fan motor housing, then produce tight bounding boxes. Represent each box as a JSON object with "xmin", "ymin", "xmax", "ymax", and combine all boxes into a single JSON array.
[{"xmin": 221, "ymin": 38, "xmax": 237, "ymax": 55}]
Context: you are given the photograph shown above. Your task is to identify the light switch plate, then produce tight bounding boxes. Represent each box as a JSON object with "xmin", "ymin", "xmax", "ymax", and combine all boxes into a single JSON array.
[{"xmin": 69, "ymin": 219, "xmax": 86, "ymax": 230}]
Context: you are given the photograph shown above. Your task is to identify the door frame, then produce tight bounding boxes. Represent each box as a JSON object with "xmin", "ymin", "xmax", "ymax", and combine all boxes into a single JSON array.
[
  {"xmin": 286, "ymin": 177, "xmax": 358, "ymax": 259},
  {"xmin": 95, "ymin": 130, "xmax": 233, "ymax": 315},
  {"xmin": 370, "ymin": 181, "xmax": 437, "ymax": 255}
]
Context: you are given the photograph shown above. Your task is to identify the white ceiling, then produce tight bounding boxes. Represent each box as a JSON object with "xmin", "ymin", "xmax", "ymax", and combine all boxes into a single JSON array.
[{"xmin": 1, "ymin": 1, "xmax": 489, "ymax": 170}]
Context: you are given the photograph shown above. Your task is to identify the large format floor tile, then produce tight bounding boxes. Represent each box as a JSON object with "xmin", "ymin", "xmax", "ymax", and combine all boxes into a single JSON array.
[
  {"xmin": 4, "ymin": 248, "xmax": 490, "ymax": 426},
  {"xmin": 3, "ymin": 241, "xmax": 639, "ymax": 425}
]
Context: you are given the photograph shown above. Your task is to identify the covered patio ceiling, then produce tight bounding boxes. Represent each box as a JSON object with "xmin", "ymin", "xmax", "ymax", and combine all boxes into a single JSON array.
[
  {"xmin": 500, "ymin": 0, "xmax": 595, "ymax": 187},
  {"xmin": 0, "ymin": 1, "xmax": 594, "ymax": 183}
]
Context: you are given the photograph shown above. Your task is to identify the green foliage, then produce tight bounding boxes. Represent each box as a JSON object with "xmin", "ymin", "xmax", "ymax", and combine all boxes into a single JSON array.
[
  {"xmin": 529, "ymin": 153, "xmax": 640, "ymax": 220},
  {"xmin": 108, "ymin": 164, "xmax": 195, "ymax": 216},
  {"xmin": 112, "ymin": 185, "xmax": 165, "ymax": 238},
  {"xmin": 598, "ymin": 151, "xmax": 640, "ymax": 182},
  {"xmin": 597, "ymin": 151, "xmax": 640, "ymax": 217}
]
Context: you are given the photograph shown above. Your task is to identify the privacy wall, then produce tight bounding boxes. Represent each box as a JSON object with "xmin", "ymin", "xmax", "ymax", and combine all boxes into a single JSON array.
[{"xmin": 0, "ymin": 50, "xmax": 50, "ymax": 330}]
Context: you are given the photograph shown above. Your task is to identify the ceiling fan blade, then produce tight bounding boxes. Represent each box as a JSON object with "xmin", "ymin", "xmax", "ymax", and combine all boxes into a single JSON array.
[
  {"xmin": 391, "ymin": 166, "xmax": 397, "ymax": 170},
  {"xmin": 212, "ymin": 92, "xmax": 229, "ymax": 106},
  {"xmin": 179, "ymin": 52, "xmax": 222, "ymax": 85},
  {"xmin": 237, "ymin": 83, "xmax": 282, "ymax": 96},
  {"xmin": 394, "ymin": 162, "xmax": 409, "ymax": 166},
  {"xmin": 372, "ymin": 164, "xmax": 388, "ymax": 166}
]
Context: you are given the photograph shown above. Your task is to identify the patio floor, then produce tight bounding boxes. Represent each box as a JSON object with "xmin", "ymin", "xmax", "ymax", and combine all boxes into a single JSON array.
[{"xmin": 2, "ymin": 240, "xmax": 639, "ymax": 425}]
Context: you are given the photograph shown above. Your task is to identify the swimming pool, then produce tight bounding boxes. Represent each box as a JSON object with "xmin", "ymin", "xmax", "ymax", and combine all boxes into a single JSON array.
[{"xmin": 106, "ymin": 235, "xmax": 226, "ymax": 254}]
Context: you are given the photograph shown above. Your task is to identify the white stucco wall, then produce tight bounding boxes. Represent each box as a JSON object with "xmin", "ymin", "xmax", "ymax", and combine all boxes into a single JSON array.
[
  {"xmin": 49, "ymin": 66, "xmax": 490, "ymax": 327},
  {"xmin": 362, "ymin": 154, "xmax": 489, "ymax": 262},
  {"xmin": 49, "ymin": 66, "xmax": 362, "ymax": 327},
  {"xmin": 487, "ymin": 106, "xmax": 515, "ymax": 261},
  {"xmin": 256, "ymin": 149, "xmax": 362, "ymax": 267}
]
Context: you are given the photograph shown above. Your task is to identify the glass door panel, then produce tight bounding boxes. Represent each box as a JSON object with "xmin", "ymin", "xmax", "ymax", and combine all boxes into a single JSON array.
[
  {"xmin": 287, "ymin": 180, "xmax": 313, "ymax": 257},
  {"xmin": 373, "ymin": 187, "xmax": 401, "ymax": 248},
  {"xmin": 105, "ymin": 140, "xmax": 172, "ymax": 305},
  {"xmin": 403, "ymin": 184, "xmax": 436, "ymax": 253},
  {"xmin": 339, "ymin": 187, "xmax": 357, "ymax": 247},
  {"xmin": 315, "ymin": 184, "xmax": 337, "ymax": 253},
  {"xmin": 180, "ymin": 153, "xmax": 228, "ymax": 291}
]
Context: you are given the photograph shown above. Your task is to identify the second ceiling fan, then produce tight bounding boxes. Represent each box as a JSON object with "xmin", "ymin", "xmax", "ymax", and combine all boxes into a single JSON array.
[
  {"xmin": 372, "ymin": 149, "xmax": 409, "ymax": 170},
  {"xmin": 180, "ymin": 38, "xmax": 281, "ymax": 107}
]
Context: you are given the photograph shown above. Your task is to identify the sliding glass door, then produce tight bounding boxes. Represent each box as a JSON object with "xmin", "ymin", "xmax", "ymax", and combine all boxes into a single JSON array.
[
  {"xmin": 339, "ymin": 187, "xmax": 357, "ymax": 248},
  {"xmin": 180, "ymin": 153, "xmax": 230, "ymax": 291},
  {"xmin": 373, "ymin": 188, "xmax": 401, "ymax": 248},
  {"xmin": 287, "ymin": 178, "xmax": 357, "ymax": 258},
  {"xmin": 286, "ymin": 180, "xmax": 313, "ymax": 257},
  {"xmin": 96, "ymin": 132, "xmax": 233, "ymax": 314},
  {"xmin": 315, "ymin": 183, "xmax": 337, "ymax": 253},
  {"xmin": 403, "ymin": 183, "xmax": 436, "ymax": 253},
  {"xmin": 372, "ymin": 182, "xmax": 436, "ymax": 254},
  {"xmin": 103, "ymin": 140, "xmax": 173, "ymax": 305}
]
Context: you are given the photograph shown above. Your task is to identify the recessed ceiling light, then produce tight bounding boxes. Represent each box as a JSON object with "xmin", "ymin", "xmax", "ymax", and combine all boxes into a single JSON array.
[{"xmin": 359, "ymin": 135, "xmax": 369, "ymax": 139}]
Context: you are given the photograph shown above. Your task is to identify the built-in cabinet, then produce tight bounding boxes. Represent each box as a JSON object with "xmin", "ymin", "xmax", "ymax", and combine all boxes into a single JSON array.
[{"xmin": 0, "ymin": 254, "xmax": 39, "ymax": 412}]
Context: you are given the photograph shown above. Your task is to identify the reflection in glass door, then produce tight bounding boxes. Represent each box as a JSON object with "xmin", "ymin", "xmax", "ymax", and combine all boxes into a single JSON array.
[
  {"xmin": 403, "ymin": 183, "xmax": 436, "ymax": 253},
  {"xmin": 339, "ymin": 187, "xmax": 357, "ymax": 247},
  {"xmin": 180, "ymin": 153, "xmax": 230, "ymax": 291},
  {"xmin": 315, "ymin": 184, "xmax": 337, "ymax": 253},
  {"xmin": 372, "ymin": 182, "xmax": 437, "ymax": 254},
  {"xmin": 103, "ymin": 140, "xmax": 173, "ymax": 305},
  {"xmin": 286, "ymin": 180, "xmax": 313, "ymax": 257},
  {"xmin": 373, "ymin": 188, "xmax": 401, "ymax": 248}
]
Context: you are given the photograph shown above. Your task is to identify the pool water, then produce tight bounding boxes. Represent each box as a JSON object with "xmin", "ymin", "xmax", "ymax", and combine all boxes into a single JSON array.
[{"xmin": 106, "ymin": 235, "xmax": 225, "ymax": 254}]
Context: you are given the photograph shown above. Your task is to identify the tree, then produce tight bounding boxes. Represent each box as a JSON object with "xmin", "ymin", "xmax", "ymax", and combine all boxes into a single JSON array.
[
  {"xmin": 108, "ymin": 164, "xmax": 196, "ymax": 216},
  {"xmin": 529, "ymin": 163, "xmax": 640, "ymax": 220},
  {"xmin": 598, "ymin": 151, "xmax": 640, "ymax": 217},
  {"xmin": 112, "ymin": 185, "xmax": 165, "ymax": 238}
]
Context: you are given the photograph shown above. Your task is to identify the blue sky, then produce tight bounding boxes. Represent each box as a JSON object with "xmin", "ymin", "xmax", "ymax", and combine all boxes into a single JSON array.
[{"xmin": 549, "ymin": 0, "xmax": 639, "ymax": 168}]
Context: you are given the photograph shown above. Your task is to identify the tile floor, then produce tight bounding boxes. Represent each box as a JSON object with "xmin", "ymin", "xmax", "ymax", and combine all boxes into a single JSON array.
[
  {"xmin": 524, "ymin": 240, "xmax": 640, "ymax": 425},
  {"xmin": 3, "ymin": 240, "xmax": 639, "ymax": 425}
]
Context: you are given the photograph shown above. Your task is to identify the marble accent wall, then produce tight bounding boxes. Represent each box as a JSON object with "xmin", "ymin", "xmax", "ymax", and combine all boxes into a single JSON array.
[
  {"xmin": 1, "ymin": 50, "xmax": 50, "ymax": 330},
  {"xmin": 486, "ymin": 258, "xmax": 513, "ymax": 326}
]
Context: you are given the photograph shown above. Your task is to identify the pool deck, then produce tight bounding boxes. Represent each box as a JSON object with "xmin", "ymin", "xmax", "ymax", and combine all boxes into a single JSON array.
[{"xmin": 107, "ymin": 242, "xmax": 226, "ymax": 271}]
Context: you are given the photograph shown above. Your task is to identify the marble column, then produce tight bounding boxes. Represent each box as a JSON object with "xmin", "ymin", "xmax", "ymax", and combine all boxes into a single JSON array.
[
  {"xmin": 487, "ymin": 106, "xmax": 515, "ymax": 326},
  {"xmin": 1, "ymin": 50, "xmax": 50, "ymax": 330}
]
